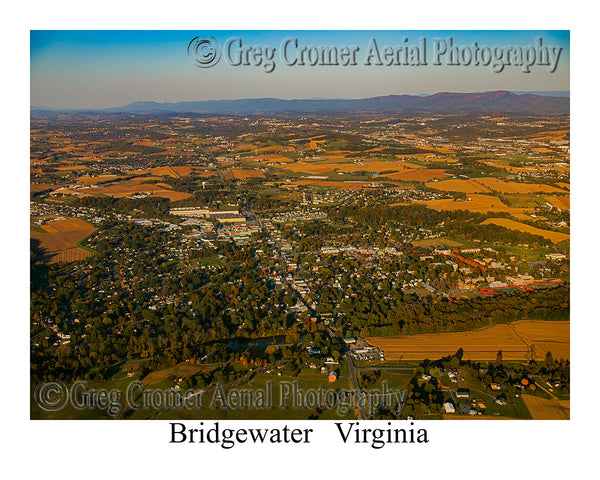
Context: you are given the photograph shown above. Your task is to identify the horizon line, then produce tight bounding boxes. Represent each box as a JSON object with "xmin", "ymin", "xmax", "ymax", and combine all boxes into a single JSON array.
[{"xmin": 31, "ymin": 89, "xmax": 571, "ymax": 111}]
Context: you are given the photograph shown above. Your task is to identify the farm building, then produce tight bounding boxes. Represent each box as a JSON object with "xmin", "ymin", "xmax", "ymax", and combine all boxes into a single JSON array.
[
  {"xmin": 328, "ymin": 371, "xmax": 338, "ymax": 382},
  {"xmin": 457, "ymin": 388, "xmax": 470, "ymax": 398}
]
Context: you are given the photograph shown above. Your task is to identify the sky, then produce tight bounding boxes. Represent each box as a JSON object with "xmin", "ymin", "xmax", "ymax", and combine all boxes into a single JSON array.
[{"xmin": 31, "ymin": 30, "xmax": 570, "ymax": 109}]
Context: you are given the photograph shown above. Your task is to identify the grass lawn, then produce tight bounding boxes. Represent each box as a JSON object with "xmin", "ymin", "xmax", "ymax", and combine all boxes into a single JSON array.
[
  {"xmin": 152, "ymin": 368, "xmax": 358, "ymax": 420},
  {"xmin": 504, "ymin": 245, "xmax": 552, "ymax": 261},
  {"xmin": 412, "ymin": 237, "xmax": 465, "ymax": 248}
]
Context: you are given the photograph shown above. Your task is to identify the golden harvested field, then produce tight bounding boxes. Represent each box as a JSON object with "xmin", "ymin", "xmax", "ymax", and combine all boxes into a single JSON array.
[
  {"xmin": 30, "ymin": 183, "xmax": 59, "ymax": 192},
  {"xmin": 381, "ymin": 169, "xmax": 449, "ymax": 182},
  {"xmin": 292, "ymin": 180, "xmax": 376, "ymax": 189},
  {"xmin": 54, "ymin": 164, "xmax": 90, "ymax": 172},
  {"xmin": 48, "ymin": 247, "xmax": 93, "ymax": 264},
  {"xmin": 544, "ymin": 195, "xmax": 570, "ymax": 210},
  {"xmin": 474, "ymin": 178, "xmax": 564, "ymax": 194},
  {"xmin": 511, "ymin": 320, "xmax": 570, "ymax": 361},
  {"xmin": 366, "ymin": 320, "xmax": 569, "ymax": 361},
  {"xmin": 430, "ymin": 177, "xmax": 564, "ymax": 195},
  {"xmin": 150, "ymin": 166, "xmax": 194, "ymax": 178},
  {"xmin": 127, "ymin": 176, "xmax": 164, "ymax": 184},
  {"xmin": 251, "ymin": 154, "xmax": 294, "ymax": 163},
  {"xmin": 231, "ymin": 169, "xmax": 266, "ymax": 180},
  {"xmin": 492, "ymin": 164, "xmax": 540, "ymax": 174},
  {"xmin": 427, "ymin": 147, "xmax": 457, "ymax": 155},
  {"xmin": 194, "ymin": 171, "xmax": 218, "ymax": 178},
  {"xmin": 528, "ymin": 129, "xmax": 569, "ymax": 142},
  {"xmin": 78, "ymin": 157, "xmax": 108, "ymax": 162},
  {"xmin": 50, "ymin": 188, "xmax": 92, "ymax": 197},
  {"xmin": 92, "ymin": 183, "xmax": 192, "ymax": 201},
  {"xmin": 414, "ymin": 154, "xmax": 459, "ymax": 163},
  {"xmin": 50, "ymin": 145, "xmax": 77, "ymax": 153},
  {"xmin": 557, "ymin": 182, "xmax": 570, "ymax": 190},
  {"xmin": 430, "ymin": 179, "xmax": 493, "ymax": 193},
  {"xmin": 481, "ymin": 218, "xmax": 569, "ymax": 243},
  {"xmin": 311, "ymin": 154, "xmax": 354, "ymax": 161},
  {"xmin": 417, "ymin": 194, "xmax": 534, "ymax": 214},
  {"xmin": 40, "ymin": 217, "xmax": 96, "ymax": 233},
  {"xmin": 368, "ymin": 324, "xmax": 528, "ymax": 361},
  {"xmin": 491, "ymin": 162, "xmax": 570, "ymax": 175},
  {"xmin": 75, "ymin": 175, "xmax": 122, "ymax": 184},
  {"xmin": 31, "ymin": 217, "xmax": 96, "ymax": 264},
  {"xmin": 282, "ymin": 160, "xmax": 416, "ymax": 174},
  {"xmin": 521, "ymin": 394, "xmax": 569, "ymax": 420}
]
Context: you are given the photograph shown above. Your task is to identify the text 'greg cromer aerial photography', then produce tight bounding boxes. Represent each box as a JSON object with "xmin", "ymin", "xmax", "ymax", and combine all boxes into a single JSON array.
[{"xmin": 30, "ymin": 30, "xmax": 570, "ymax": 422}]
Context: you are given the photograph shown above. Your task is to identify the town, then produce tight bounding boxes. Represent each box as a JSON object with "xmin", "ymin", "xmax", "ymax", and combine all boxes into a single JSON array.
[{"xmin": 30, "ymin": 110, "xmax": 569, "ymax": 420}]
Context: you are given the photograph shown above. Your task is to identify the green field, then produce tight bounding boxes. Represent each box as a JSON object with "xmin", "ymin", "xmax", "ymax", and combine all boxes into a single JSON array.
[{"xmin": 32, "ymin": 359, "xmax": 364, "ymax": 420}]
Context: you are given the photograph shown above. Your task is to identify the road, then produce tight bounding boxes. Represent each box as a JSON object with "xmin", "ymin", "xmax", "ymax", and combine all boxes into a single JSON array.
[
  {"xmin": 345, "ymin": 352, "xmax": 369, "ymax": 420},
  {"xmin": 532, "ymin": 375, "xmax": 558, "ymax": 399}
]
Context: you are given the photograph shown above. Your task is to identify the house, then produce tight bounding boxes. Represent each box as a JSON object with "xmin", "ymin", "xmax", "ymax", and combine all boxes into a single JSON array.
[
  {"xmin": 461, "ymin": 248, "xmax": 481, "ymax": 254},
  {"xmin": 443, "ymin": 402, "xmax": 455, "ymax": 414},
  {"xmin": 456, "ymin": 388, "xmax": 470, "ymax": 398},
  {"xmin": 545, "ymin": 253, "xmax": 567, "ymax": 261},
  {"xmin": 329, "ymin": 371, "xmax": 338, "ymax": 382}
]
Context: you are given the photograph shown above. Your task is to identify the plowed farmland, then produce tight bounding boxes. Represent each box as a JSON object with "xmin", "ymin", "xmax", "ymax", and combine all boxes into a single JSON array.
[
  {"xmin": 31, "ymin": 217, "xmax": 96, "ymax": 264},
  {"xmin": 521, "ymin": 394, "xmax": 570, "ymax": 420},
  {"xmin": 481, "ymin": 218, "xmax": 569, "ymax": 243},
  {"xmin": 430, "ymin": 177, "xmax": 564, "ymax": 194},
  {"xmin": 366, "ymin": 321, "xmax": 569, "ymax": 361},
  {"xmin": 417, "ymin": 194, "xmax": 534, "ymax": 214}
]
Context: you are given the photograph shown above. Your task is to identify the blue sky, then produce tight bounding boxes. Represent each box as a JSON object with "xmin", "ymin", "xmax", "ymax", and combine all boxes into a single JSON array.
[{"xmin": 31, "ymin": 30, "xmax": 570, "ymax": 109}]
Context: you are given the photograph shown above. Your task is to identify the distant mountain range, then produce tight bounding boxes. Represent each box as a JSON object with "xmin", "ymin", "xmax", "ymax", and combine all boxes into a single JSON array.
[
  {"xmin": 509, "ymin": 90, "xmax": 569, "ymax": 97},
  {"xmin": 32, "ymin": 90, "xmax": 570, "ymax": 115}
]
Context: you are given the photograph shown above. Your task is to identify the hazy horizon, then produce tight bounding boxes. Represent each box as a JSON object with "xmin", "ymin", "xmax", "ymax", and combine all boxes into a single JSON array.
[
  {"xmin": 30, "ymin": 89, "xmax": 571, "ymax": 111},
  {"xmin": 31, "ymin": 30, "xmax": 570, "ymax": 109}
]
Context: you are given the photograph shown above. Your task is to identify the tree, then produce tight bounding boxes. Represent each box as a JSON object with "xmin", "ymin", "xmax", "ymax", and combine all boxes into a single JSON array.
[
  {"xmin": 449, "ymin": 356, "xmax": 460, "ymax": 369},
  {"xmin": 545, "ymin": 351, "xmax": 554, "ymax": 368}
]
